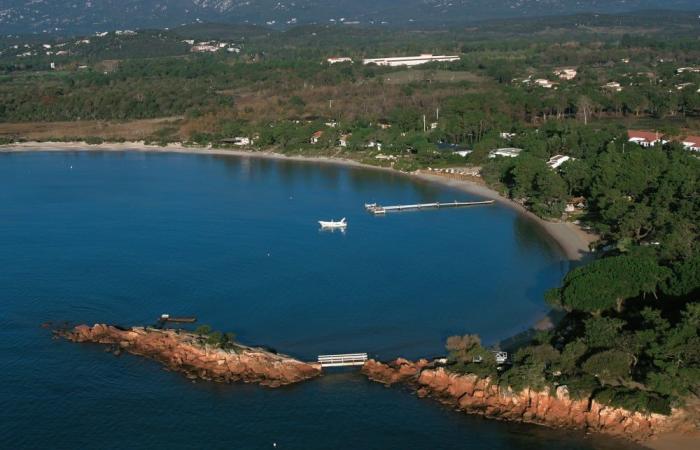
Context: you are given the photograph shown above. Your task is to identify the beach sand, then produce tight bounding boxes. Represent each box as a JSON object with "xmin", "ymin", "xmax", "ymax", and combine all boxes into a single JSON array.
[
  {"xmin": 644, "ymin": 432, "xmax": 700, "ymax": 450},
  {"xmin": 1, "ymin": 141, "xmax": 597, "ymax": 261}
]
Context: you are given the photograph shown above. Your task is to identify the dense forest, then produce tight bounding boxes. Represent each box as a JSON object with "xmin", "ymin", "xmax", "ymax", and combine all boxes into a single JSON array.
[
  {"xmin": 448, "ymin": 139, "xmax": 699, "ymax": 414},
  {"xmin": 0, "ymin": 13, "xmax": 698, "ymax": 416}
]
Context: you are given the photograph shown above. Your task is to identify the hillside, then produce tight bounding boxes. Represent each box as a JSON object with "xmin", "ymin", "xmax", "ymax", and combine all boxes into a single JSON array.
[{"xmin": 1, "ymin": 0, "xmax": 698, "ymax": 34}]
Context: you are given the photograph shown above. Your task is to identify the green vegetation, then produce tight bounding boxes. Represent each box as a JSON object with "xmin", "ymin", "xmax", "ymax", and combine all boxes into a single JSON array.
[{"xmin": 194, "ymin": 324, "xmax": 237, "ymax": 350}]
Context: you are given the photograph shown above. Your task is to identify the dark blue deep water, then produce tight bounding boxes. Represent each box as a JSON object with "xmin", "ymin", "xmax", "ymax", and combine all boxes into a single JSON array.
[{"xmin": 0, "ymin": 151, "xmax": 640, "ymax": 449}]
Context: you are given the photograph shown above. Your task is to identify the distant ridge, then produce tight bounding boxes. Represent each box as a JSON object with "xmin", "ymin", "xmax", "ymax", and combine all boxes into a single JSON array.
[{"xmin": 1, "ymin": 0, "xmax": 698, "ymax": 34}]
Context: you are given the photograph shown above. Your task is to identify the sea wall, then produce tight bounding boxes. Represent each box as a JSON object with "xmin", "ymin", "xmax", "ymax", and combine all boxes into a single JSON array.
[
  {"xmin": 62, "ymin": 324, "xmax": 321, "ymax": 387},
  {"xmin": 362, "ymin": 359, "xmax": 694, "ymax": 442}
]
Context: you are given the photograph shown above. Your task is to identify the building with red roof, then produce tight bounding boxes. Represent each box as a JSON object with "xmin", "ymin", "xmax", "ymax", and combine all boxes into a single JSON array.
[
  {"xmin": 627, "ymin": 130, "xmax": 666, "ymax": 148},
  {"xmin": 682, "ymin": 136, "xmax": 700, "ymax": 152}
]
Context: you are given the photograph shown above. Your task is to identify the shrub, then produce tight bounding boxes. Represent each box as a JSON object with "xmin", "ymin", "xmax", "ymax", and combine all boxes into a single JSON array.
[
  {"xmin": 594, "ymin": 387, "xmax": 671, "ymax": 415},
  {"xmin": 194, "ymin": 324, "xmax": 212, "ymax": 336}
]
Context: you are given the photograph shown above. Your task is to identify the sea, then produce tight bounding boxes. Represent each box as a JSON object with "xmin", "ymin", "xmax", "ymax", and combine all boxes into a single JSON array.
[{"xmin": 0, "ymin": 151, "xmax": 641, "ymax": 449}]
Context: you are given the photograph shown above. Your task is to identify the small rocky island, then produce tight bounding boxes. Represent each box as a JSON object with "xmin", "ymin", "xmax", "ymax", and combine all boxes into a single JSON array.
[{"xmin": 60, "ymin": 324, "xmax": 321, "ymax": 387}]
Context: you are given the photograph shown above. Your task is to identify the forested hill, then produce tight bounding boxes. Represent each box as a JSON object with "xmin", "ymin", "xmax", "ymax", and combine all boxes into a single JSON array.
[{"xmin": 1, "ymin": 0, "xmax": 698, "ymax": 34}]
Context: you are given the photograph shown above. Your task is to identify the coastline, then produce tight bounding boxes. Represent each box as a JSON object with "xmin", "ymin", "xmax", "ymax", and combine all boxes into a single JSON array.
[{"xmin": 0, "ymin": 140, "xmax": 596, "ymax": 261}]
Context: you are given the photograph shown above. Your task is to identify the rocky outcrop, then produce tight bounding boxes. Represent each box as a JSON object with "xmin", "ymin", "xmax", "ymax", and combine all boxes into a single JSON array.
[
  {"xmin": 362, "ymin": 359, "xmax": 694, "ymax": 443},
  {"xmin": 62, "ymin": 324, "xmax": 321, "ymax": 387}
]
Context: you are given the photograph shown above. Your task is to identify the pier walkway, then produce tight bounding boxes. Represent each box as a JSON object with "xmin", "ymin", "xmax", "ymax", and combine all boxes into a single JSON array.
[
  {"xmin": 318, "ymin": 353, "xmax": 368, "ymax": 368},
  {"xmin": 365, "ymin": 200, "xmax": 494, "ymax": 215}
]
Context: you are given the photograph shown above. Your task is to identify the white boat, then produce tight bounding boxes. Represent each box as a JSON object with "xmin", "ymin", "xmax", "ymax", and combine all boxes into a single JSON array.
[{"xmin": 318, "ymin": 218, "xmax": 347, "ymax": 229}]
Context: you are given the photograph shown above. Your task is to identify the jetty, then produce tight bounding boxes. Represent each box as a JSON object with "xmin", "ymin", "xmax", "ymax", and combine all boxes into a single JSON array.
[
  {"xmin": 158, "ymin": 314, "xmax": 197, "ymax": 324},
  {"xmin": 364, "ymin": 200, "xmax": 494, "ymax": 215},
  {"xmin": 318, "ymin": 353, "xmax": 368, "ymax": 368}
]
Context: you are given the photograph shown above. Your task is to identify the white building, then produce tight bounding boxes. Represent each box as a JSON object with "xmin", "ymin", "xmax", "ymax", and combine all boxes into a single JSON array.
[
  {"xmin": 362, "ymin": 54, "xmax": 460, "ymax": 67},
  {"xmin": 191, "ymin": 42, "xmax": 221, "ymax": 53},
  {"xmin": 489, "ymin": 148, "xmax": 523, "ymax": 158},
  {"xmin": 231, "ymin": 137, "xmax": 251, "ymax": 146},
  {"xmin": 327, "ymin": 57, "xmax": 352, "ymax": 64},
  {"xmin": 338, "ymin": 134, "xmax": 351, "ymax": 147},
  {"xmin": 366, "ymin": 141, "xmax": 383, "ymax": 151},
  {"xmin": 602, "ymin": 82, "xmax": 623, "ymax": 92},
  {"xmin": 554, "ymin": 68, "xmax": 577, "ymax": 80},
  {"xmin": 534, "ymin": 79, "xmax": 555, "ymax": 89},
  {"xmin": 547, "ymin": 155, "xmax": 573, "ymax": 170}
]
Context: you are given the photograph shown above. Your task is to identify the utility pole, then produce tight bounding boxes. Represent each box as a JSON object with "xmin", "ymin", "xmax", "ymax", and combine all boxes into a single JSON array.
[{"xmin": 423, "ymin": 114, "xmax": 427, "ymax": 133}]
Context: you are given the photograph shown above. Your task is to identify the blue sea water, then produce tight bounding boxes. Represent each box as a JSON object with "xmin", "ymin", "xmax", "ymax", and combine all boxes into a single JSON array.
[{"xmin": 0, "ymin": 151, "xmax": 640, "ymax": 449}]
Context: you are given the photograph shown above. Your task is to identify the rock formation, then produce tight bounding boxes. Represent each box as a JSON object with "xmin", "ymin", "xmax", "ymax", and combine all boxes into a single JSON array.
[
  {"xmin": 362, "ymin": 358, "xmax": 696, "ymax": 443},
  {"xmin": 61, "ymin": 324, "xmax": 321, "ymax": 387}
]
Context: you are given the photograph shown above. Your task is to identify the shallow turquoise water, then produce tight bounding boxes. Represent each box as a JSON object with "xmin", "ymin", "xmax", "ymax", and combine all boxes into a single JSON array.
[{"xmin": 0, "ymin": 151, "xmax": 639, "ymax": 449}]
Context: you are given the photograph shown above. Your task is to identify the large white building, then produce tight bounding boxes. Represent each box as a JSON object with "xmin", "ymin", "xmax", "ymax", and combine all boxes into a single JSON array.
[
  {"xmin": 327, "ymin": 57, "xmax": 352, "ymax": 64},
  {"xmin": 362, "ymin": 54, "xmax": 460, "ymax": 67},
  {"xmin": 547, "ymin": 155, "xmax": 573, "ymax": 169},
  {"xmin": 489, "ymin": 148, "xmax": 522, "ymax": 158}
]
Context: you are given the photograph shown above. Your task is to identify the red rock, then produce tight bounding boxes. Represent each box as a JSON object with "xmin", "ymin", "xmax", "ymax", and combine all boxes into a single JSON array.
[
  {"xmin": 62, "ymin": 324, "xmax": 321, "ymax": 387},
  {"xmin": 361, "ymin": 359, "xmax": 694, "ymax": 444}
]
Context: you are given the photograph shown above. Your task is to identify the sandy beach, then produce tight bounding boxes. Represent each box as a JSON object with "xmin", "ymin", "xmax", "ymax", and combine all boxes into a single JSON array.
[
  {"xmin": 645, "ymin": 432, "xmax": 700, "ymax": 450},
  {"xmin": 1, "ymin": 140, "xmax": 597, "ymax": 261}
]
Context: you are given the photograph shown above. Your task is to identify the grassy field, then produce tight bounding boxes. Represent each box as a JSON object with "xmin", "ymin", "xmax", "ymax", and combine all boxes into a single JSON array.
[{"xmin": 0, "ymin": 117, "xmax": 183, "ymax": 141}]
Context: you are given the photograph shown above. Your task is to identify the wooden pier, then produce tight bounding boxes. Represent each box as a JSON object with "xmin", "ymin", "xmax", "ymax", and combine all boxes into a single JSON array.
[
  {"xmin": 158, "ymin": 314, "xmax": 197, "ymax": 324},
  {"xmin": 317, "ymin": 353, "xmax": 368, "ymax": 368},
  {"xmin": 365, "ymin": 200, "xmax": 494, "ymax": 215}
]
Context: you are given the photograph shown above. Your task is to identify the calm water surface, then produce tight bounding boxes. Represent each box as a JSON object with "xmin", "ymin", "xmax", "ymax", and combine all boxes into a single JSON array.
[{"xmin": 0, "ymin": 151, "xmax": 639, "ymax": 449}]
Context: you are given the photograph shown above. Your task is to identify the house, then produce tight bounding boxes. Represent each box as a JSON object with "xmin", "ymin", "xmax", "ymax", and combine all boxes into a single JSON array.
[
  {"xmin": 534, "ymin": 79, "xmax": 555, "ymax": 89},
  {"xmin": 676, "ymin": 67, "xmax": 700, "ymax": 74},
  {"xmin": 554, "ymin": 68, "xmax": 577, "ymax": 80},
  {"xmin": 362, "ymin": 54, "xmax": 460, "ymax": 67},
  {"xmin": 565, "ymin": 197, "xmax": 587, "ymax": 213},
  {"xmin": 547, "ymin": 155, "xmax": 573, "ymax": 170},
  {"xmin": 221, "ymin": 137, "xmax": 251, "ymax": 146},
  {"xmin": 489, "ymin": 148, "xmax": 522, "ymax": 158},
  {"xmin": 338, "ymin": 134, "xmax": 351, "ymax": 147},
  {"xmin": 682, "ymin": 136, "xmax": 700, "ymax": 152},
  {"xmin": 327, "ymin": 57, "xmax": 352, "ymax": 64},
  {"xmin": 602, "ymin": 82, "xmax": 623, "ymax": 92},
  {"xmin": 366, "ymin": 141, "xmax": 383, "ymax": 151},
  {"xmin": 310, "ymin": 131, "xmax": 324, "ymax": 144},
  {"xmin": 627, "ymin": 130, "xmax": 666, "ymax": 148}
]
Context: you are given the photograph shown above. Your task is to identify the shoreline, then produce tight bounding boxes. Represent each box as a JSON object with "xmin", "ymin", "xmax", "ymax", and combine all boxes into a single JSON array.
[{"xmin": 0, "ymin": 140, "xmax": 597, "ymax": 261}]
